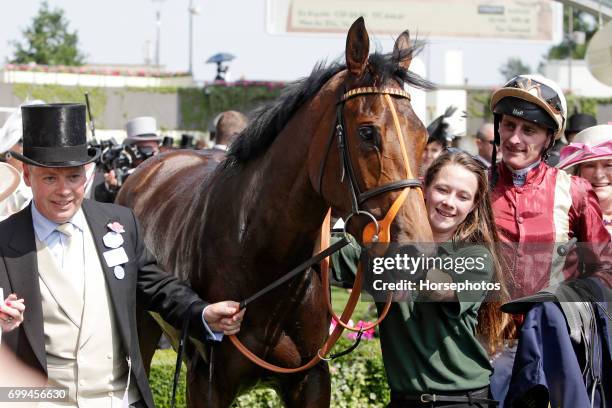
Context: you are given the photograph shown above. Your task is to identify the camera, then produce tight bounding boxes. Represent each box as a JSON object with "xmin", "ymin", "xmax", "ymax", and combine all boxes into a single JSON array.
[{"xmin": 89, "ymin": 139, "xmax": 134, "ymax": 190}]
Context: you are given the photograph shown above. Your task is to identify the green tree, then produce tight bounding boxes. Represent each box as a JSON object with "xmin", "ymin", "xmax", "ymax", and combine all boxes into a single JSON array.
[
  {"xmin": 547, "ymin": 8, "xmax": 597, "ymax": 60},
  {"xmin": 10, "ymin": 1, "xmax": 86, "ymax": 66},
  {"xmin": 499, "ymin": 57, "xmax": 532, "ymax": 81}
]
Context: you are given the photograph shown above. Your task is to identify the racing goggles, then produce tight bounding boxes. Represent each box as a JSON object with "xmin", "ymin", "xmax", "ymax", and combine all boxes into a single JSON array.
[{"xmin": 504, "ymin": 76, "xmax": 564, "ymax": 115}]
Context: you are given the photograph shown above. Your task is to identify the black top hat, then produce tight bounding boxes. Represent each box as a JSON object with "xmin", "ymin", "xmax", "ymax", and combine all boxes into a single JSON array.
[
  {"xmin": 566, "ymin": 113, "xmax": 597, "ymax": 133},
  {"xmin": 162, "ymin": 136, "xmax": 174, "ymax": 147},
  {"xmin": 9, "ymin": 103, "xmax": 100, "ymax": 168},
  {"xmin": 180, "ymin": 134, "xmax": 194, "ymax": 149}
]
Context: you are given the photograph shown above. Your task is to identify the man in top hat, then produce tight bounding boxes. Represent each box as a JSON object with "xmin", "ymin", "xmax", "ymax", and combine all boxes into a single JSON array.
[
  {"xmin": 179, "ymin": 134, "xmax": 195, "ymax": 149},
  {"xmin": 124, "ymin": 116, "xmax": 162, "ymax": 157},
  {"xmin": 160, "ymin": 136, "xmax": 174, "ymax": 153},
  {"xmin": 94, "ymin": 116, "xmax": 162, "ymax": 203},
  {"xmin": 0, "ymin": 103, "xmax": 245, "ymax": 408}
]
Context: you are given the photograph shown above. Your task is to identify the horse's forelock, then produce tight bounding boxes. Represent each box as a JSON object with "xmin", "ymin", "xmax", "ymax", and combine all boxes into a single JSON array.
[{"xmin": 227, "ymin": 44, "xmax": 433, "ymax": 167}]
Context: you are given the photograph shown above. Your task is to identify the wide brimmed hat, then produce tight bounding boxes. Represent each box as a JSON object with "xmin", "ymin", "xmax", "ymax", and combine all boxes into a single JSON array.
[
  {"xmin": 9, "ymin": 103, "xmax": 100, "ymax": 168},
  {"xmin": 125, "ymin": 116, "xmax": 161, "ymax": 144},
  {"xmin": 0, "ymin": 162, "xmax": 20, "ymax": 201},
  {"xmin": 557, "ymin": 124, "xmax": 612, "ymax": 170}
]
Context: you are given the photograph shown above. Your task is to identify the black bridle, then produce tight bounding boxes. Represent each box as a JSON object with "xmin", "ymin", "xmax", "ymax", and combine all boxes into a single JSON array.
[{"xmin": 316, "ymin": 86, "xmax": 423, "ymax": 241}]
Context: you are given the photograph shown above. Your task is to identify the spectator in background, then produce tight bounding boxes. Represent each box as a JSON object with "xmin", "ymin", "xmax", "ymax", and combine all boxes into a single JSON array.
[
  {"xmin": 421, "ymin": 106, "xmax": 457, "ymax": 176},
  {"xmin": 420, "ymin": 115, "xmax": 449, "ymax": 176},
  {"xmin": 94, "ymin": 116, "xmax": 161, "ymax": 203},
  {"xmin": 0, "ymin": 162, "xmax": 20, "ymax": 221},
  {"xmin": 212, "ymin": 110, "xmax": 248, "ymax": 151},
  {"xmin": 558, "ymin": 124, "xmax": 612, "ymax": 236},
  {"xmin": 566, "ymin": 112, "xmax": 598, "ymax": 143},
  {"xmin": 160, "ymin": 136, "xmax": 174, "ymax": 152},
  {"xmin": 547, "ymin": 112, "xmax": 597, "ymax": 166},
  {"xmin": 0, "ymin": 100, "xmax": 45, "ymax": 218},
  {"xmin": 180, "ymin": 134, "xmax": 195, "ymax": 149},
  {"xmin": 474, "ymin": 123, "xmax": 495, "ymax": 168}
]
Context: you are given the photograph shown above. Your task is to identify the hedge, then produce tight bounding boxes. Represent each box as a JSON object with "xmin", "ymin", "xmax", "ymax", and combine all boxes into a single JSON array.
[
  {"xmin": 149, "ymin": 336, "xmax": 389, "ymax": 407},
  {"xmin": 178, "ymin": 83, "xmax": 283, "ymax": 131}
]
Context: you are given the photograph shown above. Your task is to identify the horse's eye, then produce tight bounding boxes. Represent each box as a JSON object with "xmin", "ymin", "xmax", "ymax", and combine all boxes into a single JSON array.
[{"xmin": 358, "ymin": 126, "xmax": 377, "ymax": 143}]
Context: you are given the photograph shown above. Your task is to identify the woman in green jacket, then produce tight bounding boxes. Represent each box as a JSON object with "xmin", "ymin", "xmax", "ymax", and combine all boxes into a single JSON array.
[{"xmin": 333, "ymin": 150, "xmax": 510, "ymax": 407}]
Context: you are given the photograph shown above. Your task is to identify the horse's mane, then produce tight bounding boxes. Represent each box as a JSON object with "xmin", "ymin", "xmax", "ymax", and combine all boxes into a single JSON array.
[{"xmin": 227, "ymin": 47, "xmax": 434, "ymax": 166}]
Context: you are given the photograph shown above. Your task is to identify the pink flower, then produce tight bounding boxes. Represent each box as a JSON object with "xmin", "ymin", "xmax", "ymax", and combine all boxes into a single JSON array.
[
  {"xmin": 345, "ymin": 321, "xmax": 375, "ymax": 341},
  {"xmin": 107, "ymin": 222, "xmax": 125, "ymax": 234}
]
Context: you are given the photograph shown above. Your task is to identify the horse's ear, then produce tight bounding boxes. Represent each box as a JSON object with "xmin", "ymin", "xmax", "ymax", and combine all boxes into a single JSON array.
[
  {"xmin": 345, "ymin": 17, "xmax": 369, "ymax": 77},
  {"xmin": 393, "ymin": 30, "xmax": 412, "ymax": 71}
]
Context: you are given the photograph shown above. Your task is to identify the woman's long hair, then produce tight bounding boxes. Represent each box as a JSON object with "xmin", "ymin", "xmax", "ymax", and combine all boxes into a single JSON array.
[{"xmin": 424, "ymin": 151, "xmax": 512, "ymax": 355}]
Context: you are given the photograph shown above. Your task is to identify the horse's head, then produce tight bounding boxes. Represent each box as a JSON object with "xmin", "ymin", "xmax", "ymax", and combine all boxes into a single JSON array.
[{"xmin": 309, "ymin": 17, "xmax": 433, "ymax": 244}]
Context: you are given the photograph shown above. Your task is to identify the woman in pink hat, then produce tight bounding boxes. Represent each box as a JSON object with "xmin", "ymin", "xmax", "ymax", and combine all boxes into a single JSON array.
[{"xmin": 558, "ymin": 124, "xmax": 612, "ymax": 236}]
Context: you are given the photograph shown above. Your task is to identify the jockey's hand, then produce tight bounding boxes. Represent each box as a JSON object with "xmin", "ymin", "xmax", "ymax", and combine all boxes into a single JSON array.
[
  {"xmin": 203, "ymin": 301, "xmax": 245, "ymax": 335},
  {"xmin": 0, "ymin": 293, "xmax": 25, "ymax": 333}
]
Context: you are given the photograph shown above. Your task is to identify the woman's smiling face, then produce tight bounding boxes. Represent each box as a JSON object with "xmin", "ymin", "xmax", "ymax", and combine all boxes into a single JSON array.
[
  {"xmin": 578, "ymin": 159, "xmax": 612, "ymax": 205},
  {"xmin": 425, "ymin": 163, "xmax": 478, "ymax": 241}
]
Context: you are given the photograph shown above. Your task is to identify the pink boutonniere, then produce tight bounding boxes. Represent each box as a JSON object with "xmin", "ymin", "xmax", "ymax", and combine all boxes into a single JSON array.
[{"xmin": 107, "ymin": 221, "xmax": 125, "ymax": 234}]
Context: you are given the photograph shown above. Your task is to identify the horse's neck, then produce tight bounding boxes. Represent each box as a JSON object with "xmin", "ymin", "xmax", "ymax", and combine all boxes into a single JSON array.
[{"xmin": 228, "ymin": 75, "xmax": 342, "ymax": 259}]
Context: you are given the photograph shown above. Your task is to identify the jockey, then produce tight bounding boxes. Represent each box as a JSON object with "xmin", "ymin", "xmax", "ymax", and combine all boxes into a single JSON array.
[{"xmin": 488, "ymin": 74, "xmax": 611, "ymax": 298}]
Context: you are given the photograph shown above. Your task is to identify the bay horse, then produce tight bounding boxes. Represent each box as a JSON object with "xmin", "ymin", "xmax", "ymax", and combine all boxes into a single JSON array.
[{"xmin": 117, "ymin": 17, "xmax": 433, "ymax": 407}]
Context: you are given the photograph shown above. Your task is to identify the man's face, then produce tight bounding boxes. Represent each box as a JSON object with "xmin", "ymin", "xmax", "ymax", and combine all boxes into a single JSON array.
[
  {"xmin": 476, "ymin": 130, "xmax": 494, "ymax": 163},
  {"xmin": 133, "ymin": 140, "xmax": 160, "ymax": 165},
  {"xmin": 421, "ymin": 141, "xmax": 444, "ymax": 174},
  {"xmin": 135, "ymin": 140, "xmax": 160, "ymax": 155},
  {"xmin": 23, "ymin": 165, "xmax": 86, "ymax": 223},
  {"xmin": 499, "ymin": 115, "xmax": 551, "ymax": 169}
]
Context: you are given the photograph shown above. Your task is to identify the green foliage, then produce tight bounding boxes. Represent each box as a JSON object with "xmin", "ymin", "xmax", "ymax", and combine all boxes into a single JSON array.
[
  {"xmin": 330, "ymin": 286, "xmax": 375, "ymax": 321},
  {"xmin": 547, "ymin": 8, "xmax": 597, "ymax": 60},
  {"xmin": 150, "ymin": 337, "xmax": 389, "ymax": 408},
  {"xmin": 499, "ymin": 58, "xmax": 532, "ymax": 81},
  {"xmin": 149, "ymin": 350, "xmax": 187, "ymax": 408},
  {"xmin": 467, "ymin": 92, "xmax": 493, "ymax": 121},
  {"xmin": 11, "ymin": 1, "xmax": 86, "ymax": 66},
  {"xmin": 12, "ymin": 84, "xmax": 106, "ymax": 127},
  {"xmin": 179, "ymin": 84, "xmax": 282, "ymax": 130},
  {"xmin": 565, "ymin": 94, "xmax": 598, "ymax": 116}
]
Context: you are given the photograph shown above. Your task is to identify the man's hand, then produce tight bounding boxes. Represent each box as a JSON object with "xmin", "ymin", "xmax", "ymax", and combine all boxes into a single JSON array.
[{"xmin": 203, "ymin": 301, "xmax": 245, "ymax": 335}]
